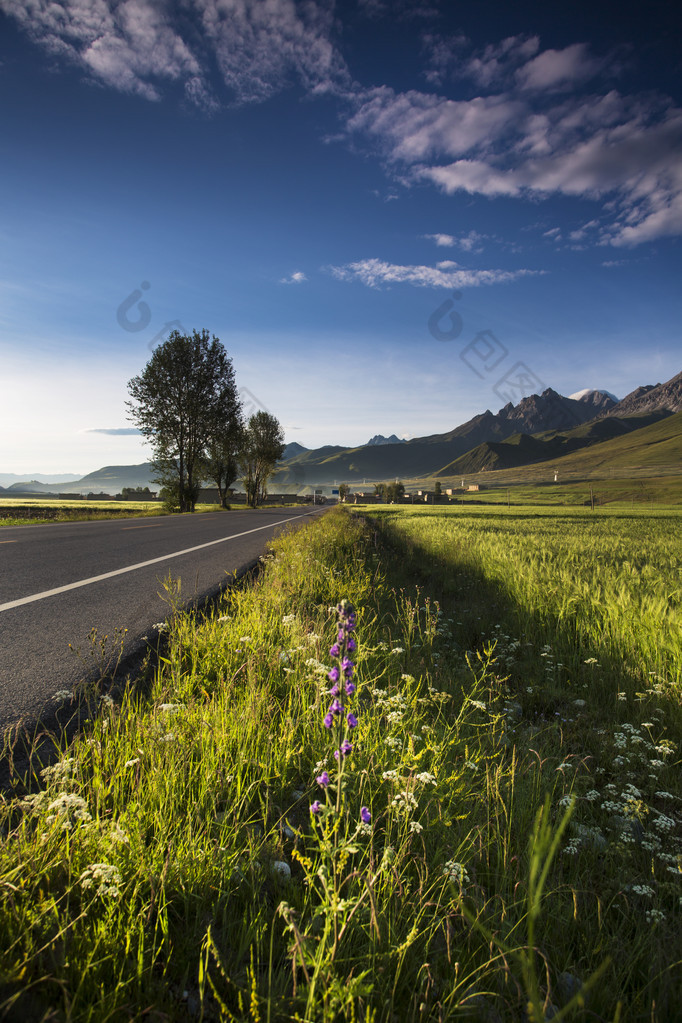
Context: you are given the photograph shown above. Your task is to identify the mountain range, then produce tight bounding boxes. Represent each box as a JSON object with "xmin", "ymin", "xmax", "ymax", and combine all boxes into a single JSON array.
[{"xmin": 2, "ymin": 370, "xmax": 680, "ymax": 494}]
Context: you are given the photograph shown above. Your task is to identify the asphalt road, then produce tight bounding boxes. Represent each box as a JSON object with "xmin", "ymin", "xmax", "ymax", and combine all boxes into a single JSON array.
[{"xmin": 0, "ymin": 506, "xmax": 328, "ymax": 729}]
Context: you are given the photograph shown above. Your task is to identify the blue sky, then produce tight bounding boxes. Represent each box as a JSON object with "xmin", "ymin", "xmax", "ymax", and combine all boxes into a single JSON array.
[{"xmin": 1, "ymin": 0, "xmax": 681, "ymax": 473}]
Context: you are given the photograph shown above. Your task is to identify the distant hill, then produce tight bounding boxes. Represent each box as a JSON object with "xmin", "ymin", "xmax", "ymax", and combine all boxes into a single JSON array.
[
  {"xmin": 273, "ymin": 387, "xmax": 619, "ymax": 484},
  {"xmin": 601, "ymin": 370, "xmax": 682, "ymax": 418},
  {"xmin": 281, "ymin": 442, "xmax": 308, "ymax": 460},
  {"xmin": 540, "ymin": 408, "xmax": 682, "ymax": 475},
  {"xmin": 4, "ymin": 464, "xmax": 157, "ymax": 496},
  {"xmin": 366, "ymin": 434, "xmax": 406, "ymax": 446},
  {"xmin": 436, "ymin": 412, "xmax": 670, "ymax": 476},
  {"xmin": 4, "ymin": 371, "xmax": 679, "ymax": 494},
  {"xmin": 0, "ymin": 472, "xmax": 82, "ymax": 488}
]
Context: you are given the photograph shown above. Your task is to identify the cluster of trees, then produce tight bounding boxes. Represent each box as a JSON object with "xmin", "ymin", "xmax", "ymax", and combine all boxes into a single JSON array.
[
  {"xmin": 126, "ymin": 330, "xmax": 284, "ymax": 512},
  {"xmin": 374, "ymin": 481, "xmax": 405, "ymax": 502}
]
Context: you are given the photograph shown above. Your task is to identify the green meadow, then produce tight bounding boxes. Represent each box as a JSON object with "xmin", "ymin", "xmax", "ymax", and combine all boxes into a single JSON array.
[
  {"xmin": 0, "ymin": 499, "xmax": 222, "ymax": 526},
  {"xmin": 1, "ymin": 504, "xmax": 681, "ymax": 1021}
]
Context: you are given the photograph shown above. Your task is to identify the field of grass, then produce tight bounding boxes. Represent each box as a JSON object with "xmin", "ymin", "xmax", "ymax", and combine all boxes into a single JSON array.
[
  {"xmin": 399, "ymin": 475, "xmax": 682, "ymax": 507},
  {"xmin": 0, "ymin": 499, "xmax": 223, "ymax": 526},
  {"xmin": 1, "ymin": 504, "xmax": 681, "ymax": 1021}
]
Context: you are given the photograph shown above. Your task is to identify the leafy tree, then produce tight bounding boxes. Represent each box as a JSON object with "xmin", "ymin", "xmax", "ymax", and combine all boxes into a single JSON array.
[
  {"xmin": 240, "ymin": 411, "xmax": 285, "ymax": 508},
  {"xmin": 434, "ymin": 481, "xmax": 442, "ymax": 497},
  {"xmin": 383, "ymin": 482, "xmax": 405, "ymax": 503},
  {"xmin": 126, "ymin": 330, "xmax": 241, "ymax": 513},
  {"xmin": 204, "ymin": 418, "xmax": 245, "ymax": 509},
  {"xmin": 338, "ymin": 483, "xmax": 349, "ymax": 502}
]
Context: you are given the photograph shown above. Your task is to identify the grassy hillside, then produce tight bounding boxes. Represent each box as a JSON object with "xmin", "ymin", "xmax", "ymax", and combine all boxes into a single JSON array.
[
  {"xmin": 430, "ymin": 411, "xmax": 682, "ymax": 492},
  {"xmin": 436, "ymin": 412, "xmax": 673, "ymax": 476}
]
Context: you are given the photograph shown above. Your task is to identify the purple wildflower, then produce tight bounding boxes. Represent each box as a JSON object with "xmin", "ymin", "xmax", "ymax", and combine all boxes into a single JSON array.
[
  {"xmin": 360, "ymin": 806, "xmax": 371, "ymax": 824},
  {"xmin": 347, "ymin": 712, "xmax": 358, "ymax": 729},
  {"xmin": 316, "ymin": 770, "xmax": 330, "ymax": 788},
  {"xmin": 328, "ymin": 666, "xmax": 340, "ymax": 683},
  {"xmin": 328, "ymin": 683, "xmax": 340, "ymax": 697},
  {"xmin": 323, "ymin": 712, "xmax": 334, "ymax": 729},
  {"xmin": 330, "ymin": 698, "xmax": 344, "ymax": 716},
  {"xmin": 310, "ymin": 801, "xmax": 323, "ymax": 815},
  {"xmin": 334, "ymin": 739, "xmax": 353, "ymax": 759},
  {"xmin": 329, "ymin": 643, "xmax": 340, "ymax": 657},
  {"xmin": 342, "ymin": 657, "xmax": 354, "ymax": 676},
  {"xmin": 347, "ymin": 638, "xmax": 356, "ymax": 652},
  {"xmin": 345, "ymin": 681, "xmax": 356, "ymax": 695}
]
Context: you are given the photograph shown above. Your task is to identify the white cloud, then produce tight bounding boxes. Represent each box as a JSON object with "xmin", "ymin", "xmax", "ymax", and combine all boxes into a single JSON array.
[
  {"xmin": 515, "ymin": 43, "xmax": 605, "ymax": 92},
  {"xmin": 328, "ymin": 257, "xmax": 543, "ymax": 289},
  {"xmin": 279, "ymin": 270, "xmax": 308, "ymax": 283},
  {"xmin": 463, "ymin": 34, "xmax": 540, "ymax": 89},
  {"xmin": 423, "ymin": 233, "xmax": 455, "ymax": 247},
  {"xmin": 0, "ymin": 0, "xmax": 350, "ymax": 107},
  {"xmin": 347, "ymin": 87, "xmax": 524, "ymax": 162},
  {"xmin": 422, "ymin": 33, "xmax": 540, "ymax": 90},
  {"xmin": 195, "ymin": 0, "xmax": 350, "ymax": 104},
  {"xmin": 457, "ymin": 229, "xmax": 486, "ymax": 252},
  {"xmin": 0, "ymin": 0, "xmax": 207, "ymax": 102},
  {"xmin": 346, "ymin": 62, "xmax": 682, "ymax": 246}
]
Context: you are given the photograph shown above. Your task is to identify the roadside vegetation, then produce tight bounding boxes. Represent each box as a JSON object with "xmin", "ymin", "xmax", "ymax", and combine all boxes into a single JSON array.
[
  {"xmin": 1, "ymin": 504, "xmax": 681, "ymax": 1021},
  {"xmin": 0, "ymin": 500, "xmax": 224, "ymax": 527}
]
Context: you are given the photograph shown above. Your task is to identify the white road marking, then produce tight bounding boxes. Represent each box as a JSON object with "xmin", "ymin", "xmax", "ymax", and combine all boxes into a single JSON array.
[{"xmin": 0, "ymin": 513, "xmax": 308, "ymax": 613}]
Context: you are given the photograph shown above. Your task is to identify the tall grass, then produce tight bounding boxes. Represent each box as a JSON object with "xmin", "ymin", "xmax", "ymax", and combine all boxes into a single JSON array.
[{"xmin": 1, "ymin": 505, "xmax": 681, "ymax": 1021}]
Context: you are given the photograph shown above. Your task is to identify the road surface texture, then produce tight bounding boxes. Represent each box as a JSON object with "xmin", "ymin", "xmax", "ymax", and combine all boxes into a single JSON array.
[{"xmin": 0, "ymin": 507, "xmax": 327, "ymax": 731}]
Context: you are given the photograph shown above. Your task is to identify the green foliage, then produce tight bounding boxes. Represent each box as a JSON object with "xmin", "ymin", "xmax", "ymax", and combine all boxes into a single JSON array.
[
  {"xmin": 240, "ymin": 411, "xmax": 285, "ymax": 507},
  {"xmin": 126, "ymin": 329, "xmax": 241, "ymax": 512}
]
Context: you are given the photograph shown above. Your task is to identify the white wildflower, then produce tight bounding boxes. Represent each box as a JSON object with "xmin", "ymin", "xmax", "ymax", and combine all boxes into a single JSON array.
[
  {"xmin": 415, "ymin": 772, "xmax": 436, "ymax": 786},
  {"xmin": 409, "ymin": 821, "xmax": 424, "ymax": 833},
  {"xmin": 41, "ymin": 758, "xmax": 77, "ymax": 785},
  {"xmin": 108, "ymin": 822, "xmax": 129, "ymax": 845},
  {"xmin": 46, "ymin": 793, "xmax": 92, "ymax": 829},
  {"xmin": 391, "ymin": 791, "xmax": 418, "ymax": 812},
  {"xmin": 80, "ymin": 862, "xmax": 122, "ymax": 898},
  {"xmin": 652, "ymin": 814, "xmax": 676, "ymax": 833},
  {"xmin": 630, "ymin": 884, "xmax": 655, "ymax": 897},
  {"xmin": 391, "ymin": 647, "xmax": 405, "ymax": 656},
  {"xmin": 443, "ymin": 860, "xmax": 469, "ymax": 885}
]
